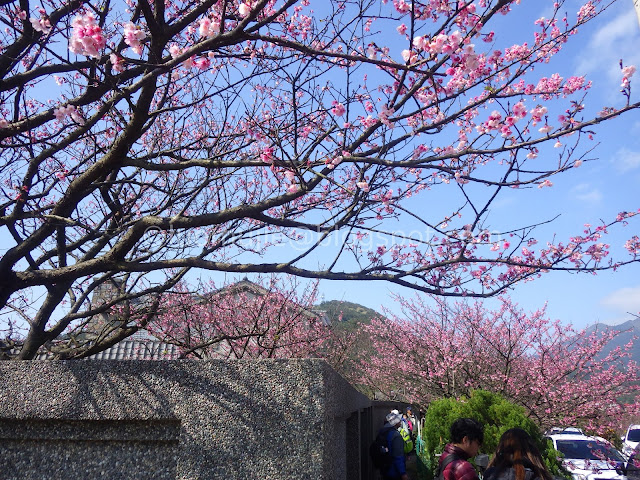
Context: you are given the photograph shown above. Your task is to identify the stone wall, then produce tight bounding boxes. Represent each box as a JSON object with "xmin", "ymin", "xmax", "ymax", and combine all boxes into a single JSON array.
[{"xmin": 0, "ymin": 359, "xmax": 370, "ymax": 480}]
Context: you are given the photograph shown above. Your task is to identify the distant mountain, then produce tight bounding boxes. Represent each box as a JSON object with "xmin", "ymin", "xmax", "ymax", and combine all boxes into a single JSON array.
[
  {"xmin": 585, "ymin": 317, "xmax": 640, "ymax": 364},
  {"xmin": 315, "ymin": 300, "xmax": 383, "ymax": 329}
]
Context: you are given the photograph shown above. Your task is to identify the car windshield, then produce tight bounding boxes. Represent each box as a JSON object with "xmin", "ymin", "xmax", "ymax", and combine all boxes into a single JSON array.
[
  {"xmin": 556, "ymin": 440, "xmax": 625, "ymax": 462},
  {"xmin": 628, "ymin": 429, "xmax": 640, "ymax": 442}
]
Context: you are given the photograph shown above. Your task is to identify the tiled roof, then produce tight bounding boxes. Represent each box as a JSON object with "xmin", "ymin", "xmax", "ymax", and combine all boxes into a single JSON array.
[
  {"xmin": 21, "ymin": 335, "xmax": 181, "ymax": 360},
  {"xmin": 86, "ymin": 338, "xmax": 181, "ymax": 360}
]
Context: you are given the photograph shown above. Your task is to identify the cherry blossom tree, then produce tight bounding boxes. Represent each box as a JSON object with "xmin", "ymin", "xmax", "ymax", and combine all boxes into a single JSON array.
[
  {"xmin": 146, "ymin": 276, "xmax": 333, "ymax": 360},
  {"xmin": 358, "ymin": 294, "xmax": 640, "ymax": 433},
  {"xmin": 1, "ymin": 0, "xmax": 639, "ymax": 359}
]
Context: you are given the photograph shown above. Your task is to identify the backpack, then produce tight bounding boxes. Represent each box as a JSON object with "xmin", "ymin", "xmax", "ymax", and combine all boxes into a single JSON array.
[
  {"xmin": 370, "ymin": 428, "xmax": 395, "ymax": 470},
  {"xmin": 398, "ymin": 426, "xmax": 414, "ymax": 454},
  {"xmin": 436, "ymin": 454, "xmax": 460, "ymax": 480}
]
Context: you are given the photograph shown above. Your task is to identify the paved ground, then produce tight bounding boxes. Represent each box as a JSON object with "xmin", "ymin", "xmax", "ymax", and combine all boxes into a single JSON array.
[{"xmin": 406, "ymin": 453, "xmax": 419, "ymax": 479}]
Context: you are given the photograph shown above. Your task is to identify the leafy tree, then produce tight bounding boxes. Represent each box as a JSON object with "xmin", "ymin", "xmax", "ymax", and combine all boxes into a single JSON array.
[
  {"xmin": 421, "ymin": 390, "xmax": 565, "ymax": 479},
  {"xmin": 1, "ymin": 0, "xmax": 639, "ymax": 359},
  {"xmin": 359, "ymin": 295, "xmax": 640, "ymax": 433}
]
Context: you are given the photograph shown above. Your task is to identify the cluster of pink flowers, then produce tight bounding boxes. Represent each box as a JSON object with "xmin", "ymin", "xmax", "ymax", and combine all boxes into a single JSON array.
[
  {"xmin": 168, "ymin": 43, "xmax": 187, "ymax": 66},
  {"xmin": 529, "ymin": 105, "xmax": 548, "ymax": 125},
  {"xmin": 577, "ymin": 1, "xmax": 597, "ymax": 22},
  {"xmin": 585, "ymin": 242, "xmax": 609, "ymax": 262},
  {"xmin": 379, "ymin": 104, "xmax": 395, "ymax": 128},
  {"xmin": 199, "ymin": 17, "xmax": 220, "ymax": 38},
  {"xmin": 110, "ymin": 54, "xmax": 125, "ymax": 73},
  {"xmin": 124, "ymin": 22, "xmax": 145, "ymax": 55},
  {"xmin": 356, "ymin": 181, "xmax": 370, "ymax": 192},
  {"xmin": 412, "ymin": 30, "xmax": 463, "ymax": 57},
  {"xmin": 260, "ymin": 147, "xmax": 274, "ymax": 164},
  {"xmin": 193, "ymin": 57, "xmax": 211, "ymax": 70},
  {"xmin": 475, "ymin": 101, "xmax": 528, "ymax": 137},
  {"xmin": 283, "ymin": 170, "xmax": 299, "ymax": 193},
  {"xmin": 325, "ymin": 151, "xmax": 350, "ymax": 170},
  {"xmin": 53, "ymin": 105, "xmax": 84, "ymax": 124},
  {"xmin": 238, "ymin": 2, "xmax": 253, "ymax": 18},
  {"xmin": 503, "ymin": 43, "xmax": 532, "ymax": 63},
  {"xmin": 331, "ymin": 101, "xmax": 346, "ymax": 116},
  {"xmin": 69, "ymin": 13, "xmax": 105, "ymax": 58},
  {"xmin": 30, "ymin": 16, "xmax": 51, "ymax": 34},
  {"xmin": 624, "ymin": 236, "xmax": 640, "ymax": 256},
  {"xmin": 622, "ymin": 65, "xmax": 636, "ymax": 89}
]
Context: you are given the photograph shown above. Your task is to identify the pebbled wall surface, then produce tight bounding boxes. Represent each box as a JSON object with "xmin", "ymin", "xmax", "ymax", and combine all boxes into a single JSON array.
[{"xmin": 0, "ymin": 359, "xmax": 370, "ymax": 480}]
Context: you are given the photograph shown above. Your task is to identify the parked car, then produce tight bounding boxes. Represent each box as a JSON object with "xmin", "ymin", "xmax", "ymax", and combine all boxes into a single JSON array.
[
  {"xmin": 627, "ymin": 444, "xmax": 640, "ymax": 480},
  {"xmin": 623, "ymin": 425, "xmax": 640, "ymax": 459},
  {"xmin": 546, "ymin": 431, "xmax": 628, "ymax": 480}
]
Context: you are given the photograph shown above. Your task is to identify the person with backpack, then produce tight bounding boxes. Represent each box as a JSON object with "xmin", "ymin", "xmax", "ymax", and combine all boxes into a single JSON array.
[
  {"xmin": 405, "ymin": 406, "xmax": 417, "ymax": 438},
  {"xmin": 438, "ymin": 418, "xmax": 485, "ymax": 480},
  {"xmin": 371, "ymin": 412, "xmax": 409, "ymax": 480},
  {"xmin": 483, "ymin": 429, "xmax": 552, "ymax": 480}
]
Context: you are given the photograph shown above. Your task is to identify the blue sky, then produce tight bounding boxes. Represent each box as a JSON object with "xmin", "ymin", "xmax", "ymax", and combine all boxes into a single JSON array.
[
  {"xmin": 310, "ymin": 0, "xmax": 640, "ymax": 331},
  {"xmin": 2, "ymin": 0, "xmax": 638, "ymax": 335}
]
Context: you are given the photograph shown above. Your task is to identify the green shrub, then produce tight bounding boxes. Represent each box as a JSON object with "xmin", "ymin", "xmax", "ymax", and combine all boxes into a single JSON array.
[{"xmin": 418, "ymin": 390, "xmax": 566, "ymax": 480}]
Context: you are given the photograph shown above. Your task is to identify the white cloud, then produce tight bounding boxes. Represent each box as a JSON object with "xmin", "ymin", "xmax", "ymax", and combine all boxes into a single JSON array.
[
  {"xmin": 601, "ymin": 286, "xmax": 640, "ymax": 314},
  {"xmin": 570, "ymin": 183, "xmax": 603, "ymax": 203},
  {"xmin": 575, "ymin": 10, "xmax": 640, "ymax": 83},
  {"xmin": 614, "ymin": 147, "xmax": 640, "ymax": 172}
]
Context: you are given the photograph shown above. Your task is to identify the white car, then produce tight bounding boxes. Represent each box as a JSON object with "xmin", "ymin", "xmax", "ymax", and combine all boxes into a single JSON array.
[
  {"xmin": 623, "ymin": 425, "xmax": 640, "ymax": 459},
  {"xmin": 547, "ymin": 432, "xmax": 628, "ymax": 480}
]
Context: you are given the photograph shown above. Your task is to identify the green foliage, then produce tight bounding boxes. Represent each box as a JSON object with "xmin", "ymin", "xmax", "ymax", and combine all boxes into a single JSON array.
[{"xmin": 419, "ymin": 390, "xmax": 566, "ymax": 479}]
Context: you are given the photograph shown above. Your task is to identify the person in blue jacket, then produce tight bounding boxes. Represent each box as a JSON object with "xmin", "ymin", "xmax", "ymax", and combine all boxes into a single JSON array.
[{"xmin": 378, "ymin": 412, "xmax": 409, "ymax": 480}]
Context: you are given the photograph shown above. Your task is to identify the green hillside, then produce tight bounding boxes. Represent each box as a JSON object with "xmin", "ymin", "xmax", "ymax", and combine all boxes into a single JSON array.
[{"xmin": 315, "ymin": 300, "xmax": 382, "ymax": 329}]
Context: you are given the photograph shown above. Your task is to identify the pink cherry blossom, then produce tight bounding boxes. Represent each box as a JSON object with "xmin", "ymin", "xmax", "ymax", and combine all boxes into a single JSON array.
[
  {"xmin": 123, "ymin": 22, "xmax": 145, "ymax": 55},
  {"xmin": 622, "ymin": 65, "xmax": 636, "ymax": 78},
  {"xmin": 199, "ymin": 17, "xmax": 220, "ymax": 38},
  {"xmin": 366, "ymin": 44, "xmax": 377, "ymax": 59},
  {"xmin": 238, "ymin": 2, "xmax": 251, "ymax": 18},
  {"xmin": 3, "ymin": 0, "xmax": 640, "ymax": 363},
  {"xmin": 379, "ymin": 104, "xmax": 395, "ymax": 128},
  {"xmin": 356, "ymin": 181, "xmax": 370, "ymax": 192},
  {"xmin": 69, "ymin": 13, "xmax": 105, "ymax": 58},
  {"xmin": 260, "ymin": 147, "xmax": 274, "ymax": 164},
  {"xmin": 413, "ymin": 36, "xmax": 426, "ymax": 50},
  {"xmin": 110, "ymin": 54, "xmax": 125, "ymax": 73},
  {"xmin": 331, "ymin": 101, "xmax": 346, "ymax": 116},
  {"xmin": 193, "ymin": 57, "xmax": 211, "ymax": 70},
  {"xmin": 624, "ymin": 236, "xmax": 640, "ymax": 255},
  {"xmin": 359, "ymin": 295, "xmax": 640, "ymax": 433},
  {"xmin": 577, "ymin": 2, "xmax": 597, "ymax": 22},
  {"xmin": 53, "ymin": 104, "xmax": 84, "ymax": 125},
  {"xmin": 169, "ymin": 44, "xmax": 182, "ymax": 59},
  {"xmin": 512, "ymin": 101, "xmax": 527, "ymax": 118},
  {"xmin": 530, "ymin": 105, "xmax": 548, "ymax": 124},
  {"xmin": 622, "ymin": 65, "xmax": 636, "ymax": 89},
  {"xmin": 30, "ymin": 17, "xmax": 51, "ymax": 34}
]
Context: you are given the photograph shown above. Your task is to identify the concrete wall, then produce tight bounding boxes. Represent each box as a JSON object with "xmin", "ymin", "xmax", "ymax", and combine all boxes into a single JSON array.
[{"xmin": 0, "ymin": 359, "xmax": 370, "ymax": 480}]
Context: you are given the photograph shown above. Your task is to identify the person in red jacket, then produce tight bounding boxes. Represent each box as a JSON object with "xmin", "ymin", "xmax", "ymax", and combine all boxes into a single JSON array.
[{"xmin": 438, "ymin": 418, "xmax": 485, "ymax": 480}]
